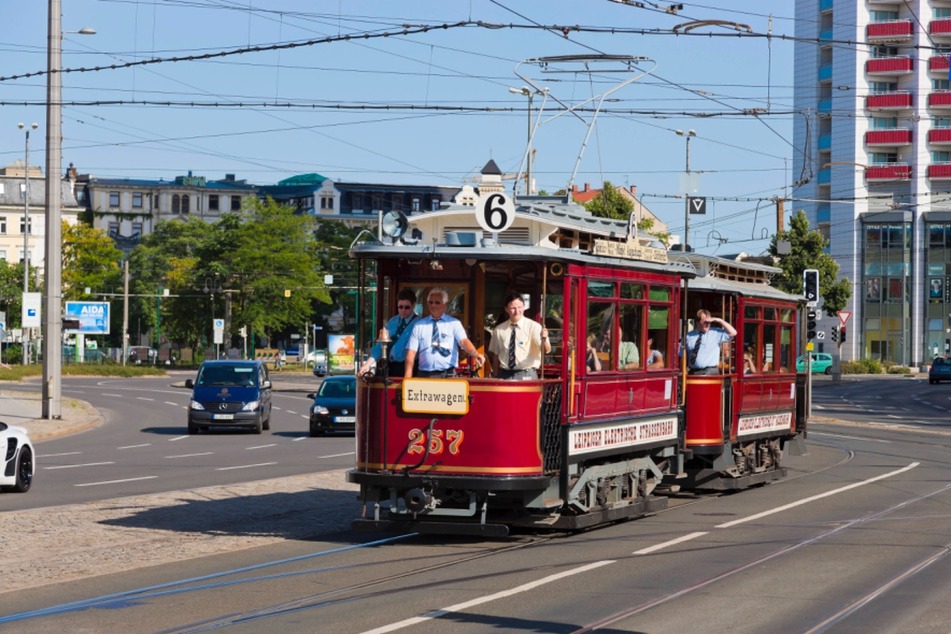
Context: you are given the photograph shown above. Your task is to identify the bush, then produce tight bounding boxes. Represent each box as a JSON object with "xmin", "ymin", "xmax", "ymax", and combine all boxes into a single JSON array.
[
  {"xmin": 0, "ymin": 364, "xmax": 167, "ymax": 381},
  {"xmin": 886, "ymin": 365, "xmax": 911, "ymax": 375},
  {"xmin": 841, "ymin": 358, "xmax": 883, "ymax": 374}
]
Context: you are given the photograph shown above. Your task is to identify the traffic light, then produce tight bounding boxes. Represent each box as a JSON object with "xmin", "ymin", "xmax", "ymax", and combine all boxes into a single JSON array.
[
  {"xmin": 840, "ymin": 326, "xmax": 846, "ymax": 343},
  {"xmin": 284, "ymin": 289, "xmax": 291, "ymax": 298},
  {"xmin": 807, "ymin": 309, "xmax": 817, "ymax": 339},
  {"xmin": 831, "ymin": 326, "xmax": 838, "ymax": 343},
  {"xmin": 803, "ymin": 269, "xmax": 819, "ymax": 304}
]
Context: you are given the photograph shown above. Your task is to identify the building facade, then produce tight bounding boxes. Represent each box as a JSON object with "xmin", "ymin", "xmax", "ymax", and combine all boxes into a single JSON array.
[{"xmin": 794, "ymin": 0, "xmax": 951, "ymax": 366}]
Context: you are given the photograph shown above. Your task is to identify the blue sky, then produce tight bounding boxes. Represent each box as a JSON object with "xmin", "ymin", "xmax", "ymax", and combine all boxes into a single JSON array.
[{"xmin": 0, "ymin": 1, "xmax": 795, "ymax": 255}]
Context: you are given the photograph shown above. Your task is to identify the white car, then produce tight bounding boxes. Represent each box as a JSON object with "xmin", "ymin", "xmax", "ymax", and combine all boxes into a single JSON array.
[{"xmin": 0, "ymin": 422, "xmax": 34, "ymax": 492}]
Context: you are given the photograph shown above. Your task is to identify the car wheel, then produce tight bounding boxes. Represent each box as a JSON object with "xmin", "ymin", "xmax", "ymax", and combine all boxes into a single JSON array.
[
  {"xmin": 263, "ymin": 416, "xmax": 271, "ymax": 431},
  {"xmin": 12, "ymin": 446, "xmax": 33, "ymax": 493},
  {"xmin": 824, "ymin": 367, "xmax": 832, "ymax": 375},
  {"xmin": 251, "ymin": 419, "xmax": 263, "ymax": 435},
  {"xmin": 188, "ymin": 422, "xmax": 200, "ymax": 434}
]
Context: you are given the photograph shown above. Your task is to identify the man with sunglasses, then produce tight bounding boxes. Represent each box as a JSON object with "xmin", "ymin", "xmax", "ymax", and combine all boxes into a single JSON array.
[
  {"xmin": 359, "ymin": 288, "xmax": 419, "ymax": 377},
  {"xmin": 404, "ymin": 287, "xmax": 485, "ymax": 378}
]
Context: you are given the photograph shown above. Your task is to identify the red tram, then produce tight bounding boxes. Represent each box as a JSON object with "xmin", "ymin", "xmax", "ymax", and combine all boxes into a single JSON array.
[{"xmin": 347, "ymin": 190, "xmax": 807, "ymax": 536}]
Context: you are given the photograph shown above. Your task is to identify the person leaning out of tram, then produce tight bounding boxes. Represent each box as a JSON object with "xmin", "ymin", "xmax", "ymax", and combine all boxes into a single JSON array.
[
  {"xmin": 404, "ymin": 287, "xmax": 485, "ymax": 378},
  {"xmin": 489, "ymin": 292, "xmax": 550, "ymax": 380},
  {"xmin": 359, "ymin": 288, "xmax": 419, "ymax": 379},
  {"xmin": 684, "ymin": 308, "xmax": 736, "ymax": 375}
]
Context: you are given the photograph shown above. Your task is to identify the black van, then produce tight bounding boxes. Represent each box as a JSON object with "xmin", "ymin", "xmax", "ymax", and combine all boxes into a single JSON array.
[{"xmin": 185, "ymin": 360, "xmax": 272, "ymax": 434}]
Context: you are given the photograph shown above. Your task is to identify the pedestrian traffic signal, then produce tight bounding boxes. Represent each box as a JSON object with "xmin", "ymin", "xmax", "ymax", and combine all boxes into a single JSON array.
[
  {"xmin": 807, "ymin": 309, "xmax": 817, "ymax": 339},
  {"xmin": 803, "ymin": 269, "xmax": 819, "ymax": 305},
  {"xmin": 831, "ymin": 326, "xmax": 838, "ymax": 343},
  {"xmin": 840, "ymin": 326, "xmax": 846, "ymax": 343}
]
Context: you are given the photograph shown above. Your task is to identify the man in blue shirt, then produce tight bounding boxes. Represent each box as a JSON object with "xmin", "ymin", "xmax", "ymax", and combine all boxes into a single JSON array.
[
  {"xmin": 359, "ymin": 288, "xmax": 419, "ymax": 377},
  {"xmin": 404, "ymin": 288, "xmax": 485, "ymax": 378},
  {"xmin": 684, "ymin": 308, "xmax": 736, "ymax": 375}
]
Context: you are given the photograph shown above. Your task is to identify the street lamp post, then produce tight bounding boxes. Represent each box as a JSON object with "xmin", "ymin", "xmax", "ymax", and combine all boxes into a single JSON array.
[
  {"xmin": 675, "ymin": 129, "xmax": 696, "ymax": 250},
  {"xmin": 18, "ymin": 122, "xmax": 37, "ymax": 366},
  {"xmin": 42, "ymin": 1, "xmax": 95, "ymax": 418}
]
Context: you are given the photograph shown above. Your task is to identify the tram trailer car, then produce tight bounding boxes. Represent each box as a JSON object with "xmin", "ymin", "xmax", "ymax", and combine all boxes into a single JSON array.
[{"xmin": 347, "ymin": 192, "xmax": 807, "ymax": 536}]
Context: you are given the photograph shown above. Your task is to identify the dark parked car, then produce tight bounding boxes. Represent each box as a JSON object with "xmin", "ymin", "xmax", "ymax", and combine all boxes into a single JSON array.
[
  {"xmin": 930, "ymin": 357, "xmax": 951, "ymax": 384},
  {"xmin": 185, "ymin": 360, "xmax": 272, "ymax": 434},
  {"xmin": 308, "ymin": 375, "xmax": 356, "ymax": 436}
]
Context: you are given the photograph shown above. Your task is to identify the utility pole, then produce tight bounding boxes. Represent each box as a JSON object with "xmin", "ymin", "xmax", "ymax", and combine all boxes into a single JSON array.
[{"xmin": 122, "ymin": 259, "xmax": 129, "ymax": 366}]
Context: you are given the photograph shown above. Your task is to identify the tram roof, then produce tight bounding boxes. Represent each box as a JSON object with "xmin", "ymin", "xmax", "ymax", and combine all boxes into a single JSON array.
[
  {"xmin": 350, "ymin": 197, "xmax": 695, "ymax": 277},
  {"xmin": 673, "ymin": 253, "xmax": 805, "ymax": 303}
]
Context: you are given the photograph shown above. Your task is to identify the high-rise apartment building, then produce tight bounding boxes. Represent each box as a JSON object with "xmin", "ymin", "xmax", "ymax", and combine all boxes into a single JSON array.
[{"xmin": 794, "ymin": 0, "xmax": 951, "ymax": 367}]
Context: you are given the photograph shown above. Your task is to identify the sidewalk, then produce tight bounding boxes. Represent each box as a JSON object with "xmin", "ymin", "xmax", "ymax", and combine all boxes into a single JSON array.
[{"xmin": 0, "ymin": 388, "xmax": 102, "ymax": 442}]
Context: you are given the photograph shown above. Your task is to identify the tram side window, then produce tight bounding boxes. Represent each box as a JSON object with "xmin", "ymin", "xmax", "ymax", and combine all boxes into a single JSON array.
[
  {"xmin": 763, "ymin": 324, "xmax": 777, "ymax": 372},
  {"xmin": 619, "ymin": 304, "xmax": 642, "ymax": 370},
  {"xmin": 743, "ymin": 322, "xmax": 762, "ymax": 374},
  {"xmin": 647, "ymin": 307, "xmax": 668, "ymax": 369},
  {"xmin": 588, "ymin": 302, "xmax": 614, "ymax": 372}
]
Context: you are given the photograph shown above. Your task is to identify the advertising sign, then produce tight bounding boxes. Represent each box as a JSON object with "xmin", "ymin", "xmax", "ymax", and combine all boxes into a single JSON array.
[
  {"xmin": 328, "ymin": 333, "xmax": 355, "ymax": 373},
  {"xmin": 64, "ymin": 301, "xmax": 110, "ymax": 334}
]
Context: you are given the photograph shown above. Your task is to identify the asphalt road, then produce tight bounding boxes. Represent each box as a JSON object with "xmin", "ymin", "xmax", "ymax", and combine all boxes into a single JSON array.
[
  {"xmin": 2, "ymin": 372, "xmax": 356, "ymax": 510},
  {"xmin": 7, "ymin": 376, "xmax": 951, "ymax": 632}
]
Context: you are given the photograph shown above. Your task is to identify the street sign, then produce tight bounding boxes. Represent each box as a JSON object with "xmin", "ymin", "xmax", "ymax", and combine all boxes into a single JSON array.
[
  {"xmin": 22, "ymin": 292, "xmax": 41, "ymax": 328},
  {"xmin": 213, "ymin": 318, "xmax": 224, "ymax": 345},
  {"xmin": 817, "ymin": 331, "xmax": 825, "ymax": 340},
  {"xmin": 837, "ymin": 310, "xmax": 852, "ymax": 325},
  {"xmin": 805, "ymin": 341, "xmax": 814, "ymax": 351},
  {"xmin": 687, "ymin": 196, "xmax": 706, "ymax": 215}
]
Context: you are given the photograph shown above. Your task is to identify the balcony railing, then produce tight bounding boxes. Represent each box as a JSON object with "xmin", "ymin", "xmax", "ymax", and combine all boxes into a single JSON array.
[
  {"xmin": 929, "ymin": 91, "xmax": 951, "ymax": 109},
  {"xmin": 866, "ymin": 91, "xmax": 912, "ymax": 110},
  {"xmin": 930, "ymin": 19, "xmax": 951, "ymax": 37},
  {"xmin": 929, "ymin": 56, "xmax": 950, "ymax": 74},
  {"xmin": 928, "ymin": 163, "xmax": 951, "ymax": 179},
  {"xmin": 867, "ymin": 20, "xmax": 913, "ymax": 41},
  {"xmin": 866, "ymin": 164, "xmax": 911, "ymax": 182},
  {"xmin": 866, "ymin": 129, "xmax": 913, "ymax": 146},
  {"xmin": 929, "ymin": 129, "xmax": 951, "ymax": 145},
  {"xmin": 865, "ymin": 57, "xmax": 914, "ymax": 75}
]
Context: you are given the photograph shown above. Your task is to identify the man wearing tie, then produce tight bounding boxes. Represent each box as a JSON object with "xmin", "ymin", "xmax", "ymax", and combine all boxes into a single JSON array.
[
  {"xmin": 359, "ymin": 288, "xmax": 419, "ymax": 377},
  {"xmin": 404, "ymin": 288, "xmax": 485, "ymax": 378},
  {"xmin": 684, "ymin": 308, "xmax": 736, "ymax": 375},
  {"xmin": 490, "ymin": 292, "xmax": 550, "ymax": 380}
]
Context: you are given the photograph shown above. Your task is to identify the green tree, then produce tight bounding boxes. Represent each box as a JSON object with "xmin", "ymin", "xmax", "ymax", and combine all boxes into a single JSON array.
[
  {"xmin": 582, "ymin": 181, "xmax": 633, "ymax": 220},
  {"xmin": 768, "ymin": 209, "xmax": 851, "ymax": 316},
  {"xmin": 62, "ymin": 222, "xmax": 124, "ymax": 301}
]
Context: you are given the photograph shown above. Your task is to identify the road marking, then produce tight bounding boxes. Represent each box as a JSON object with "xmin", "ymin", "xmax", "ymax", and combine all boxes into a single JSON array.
[
  {"xmin": 247, "ymin": 444, "xmax": 277, "ymax": 450},
  {"xmin": 813, "ymin": 404, "xmax": 825, "ymax": 410},
  {"xmin": 809, "ymin": 432, "xmax": 891, "ymax": 444},
  {"xmin": 165, "ymin": 452, "xmax": 215, "ymax": 459},
  {"xmin": 286, "ymin": 410, "xmax": 298, "ymax": 415},
  {"xmin": 136, "ymin": 397, "xmax": 156, "ymax": 402},
  {"xmin": 168, "ymin": 435, "xmax": 190, "ymax": 442},
  {"xmin": 360, "ymin": 560, "xmax": 615, "ymax": 634},
  {"xmin": 634, "ymin": 531, "xmax": 707, "ymax": 555},
  {"xmin": 319, "ymin": 451, "xmax": 356, "ymax": 459},
  {"xmin": 716, "ymin": 462, "xmax": 919, "ymax": 529},
  {"xmin": 164, "ymin": 401, "xmax": 180, "ymax": 406},
  {"xmin": 293, "ymin": 436, "xmax": 308, "ymax": 441},
  {"xmin": 75, "ymin": 476, "xmax": 158, "ymax": 487},
  {"xmin": 117, "ymin": 443, "xmax": 151, "ymax": 450},
  {"xmin": 38, "ymin": 451, "xmax": 82, "ymax": 458},
  {"xmin": 215, "ymin": 462, "xmax": 278, "ymax": 471},
  {"xmin": 102, "ymin": 393, "xmax": 123, "ymax": 398},
  {"xmin": 44, "ymin": 462, "xmax": 115, "ymax": 470},
  {"xmin": 887, "ymin": 414, "xmax": 901, "ymax": 419}
]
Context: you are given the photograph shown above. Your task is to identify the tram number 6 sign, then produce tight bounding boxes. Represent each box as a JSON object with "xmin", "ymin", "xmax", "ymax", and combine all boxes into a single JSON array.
[{"xmin": 475, "ymin": 192, "xmax": 516, "ymax": 234}]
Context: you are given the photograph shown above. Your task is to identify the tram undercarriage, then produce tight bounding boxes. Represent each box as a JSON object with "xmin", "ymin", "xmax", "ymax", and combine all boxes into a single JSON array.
[{"xmin": 667, "ymin": 435, "xmax": 801, "ymax": 492}]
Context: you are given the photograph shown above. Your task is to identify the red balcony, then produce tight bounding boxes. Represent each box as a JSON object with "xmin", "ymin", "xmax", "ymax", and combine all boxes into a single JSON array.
[
  {"xmin": 929, "ymin": 92, "xmax": 951, "ymax": 109},
  {"xmin": 930, "ymin": 56, "xmax": 950, "ymax": 74},
  {"xmin": 929, "ymin": 129, "xmax": 951, "ymax": 145},
  {"xmin": 865, "ymin": 57, "xmax": 914, "ymax": 75},
  {"xmin": 867, "ymin": 20, "xmax": 913, "ymax": 41},
  {"xmin": 930, "ymin": 19, "xmax": 951, "ymax": 37},
  {"xmin": 866, "ymin": 91, "xmax": 912, "ymax": 110},
  {"xmin": 865, "ymin": 129, "xmax": 912, "ymax": 146},
  {"xmin": 927, "ymin": 164, "xmax": 951, "ymax": 180},
  {"xmin": 865, "ymin": 164, "xmax": 911, "ymax": 182}
]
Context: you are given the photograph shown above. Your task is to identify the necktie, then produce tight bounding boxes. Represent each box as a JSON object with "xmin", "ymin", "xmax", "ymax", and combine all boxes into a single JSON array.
[
  {"xmin": 394, "ymin": 317, "xmax": 409, "ymax": 340},
  {"xmin": 690, "ymin": 331, "xmax": 704, "ymax": 367},
  {"xmin": 508, "ymin": 323, "xmax": 518, "ymax": 369},
  {"xmin": 432, "ymin": 319, "xmax": 450, "ymax": 357}
]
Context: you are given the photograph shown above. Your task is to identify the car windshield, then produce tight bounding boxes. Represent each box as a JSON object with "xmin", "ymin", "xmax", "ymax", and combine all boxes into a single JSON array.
[
  {"xmin": 319, "ymin": 379, "xmax": 355, "ymax": 398},
  {"xmin": 197, "ymin": 365, "xmax": 257, "ymax": 387},
  {"xmin": 935, "ymin": 358, "xmax": 947, "ymax": 366}
]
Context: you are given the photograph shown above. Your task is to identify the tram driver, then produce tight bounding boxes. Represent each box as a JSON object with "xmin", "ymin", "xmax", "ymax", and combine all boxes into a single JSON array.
[{"xmin": 684, "ymin": 308, "xmax": 736, "ymax": 375}]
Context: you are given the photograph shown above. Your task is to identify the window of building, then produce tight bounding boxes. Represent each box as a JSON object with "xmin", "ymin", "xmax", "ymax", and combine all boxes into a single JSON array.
[
  {"xmin": 320, "ymin": 195, "xmax": 334, "ymax": 210},
  {"xmin": 870, "ymin": 152, "xmax": 899, "ymax": 164},
  {"xmin": 371, "ymin": 195, "xmax": 383, "ymax": 210},
  {"xmin": 352, "ymin": 193, "xmax": 364, "ymax": 210},
  {"xmin": 230, "ymin": 195, "xmax": 241, "ymax": 211},
  {"xmin": 936, "ymin": 118, "xmax": 951, "ymax": 129},
  {"xmin": 0, "ymin": 216, "xmax": 6, "ymax": 234},
  {"xmin": 209, "ymin": 194, "xmax": 219, "ymax": 211},
  {"xmin": 933, "ymin": 151, "xmax": 951, "ymax": 163},
  {"xmin": 0, "ymin": 250, "xmax": 6, "ymax": 261},
  {"xmin": 431, "ymin": 197, "xmax": 441, "ymax": 211},
  {"xmin": 871, "ymin": 45, "xmax": 900, "ymax": 59},
  {"xmin": 19, "ymin": 218, "xmax": 31, "ymax": 234},
  {"xmin": 108, "ymin": 221, "xmax": 119, "ymax": 236},
  {"xmin": 20, "ymin": 183, "xmax": 27, "ymax": 198},
  {"xmin": 871, "ymin": 117, "xmax": 898, "ymax": 129},
  {"xmin": 132, "ymin": 192, "xmax": 143, "ymax": 208},
  {"xmin": 182, "ymin": 194, "xmax": 191, "ymax": 214},
  {"xmin": 0, "ymin": 183, "xmax": 4, "ymax": 196},
  {"xmin": 109, "ymin": 191, "xmax": 120, "ymax": 207},
  {"xmin": 131, "ymin": 222, "xmax": 143, "ymax": 236},
  {"xmin": 172, "ymin": 194, "xmax": 180, "ymax": 214},
  {"xmin": 870, "ymin": 10, "xmax": 899, "ymax": 22},
  {"xmin": 935, "ymin": 8, "xmax": 951, "ymax": 18},
  {"xmin": 412, "ymin": 198, "xmax": 420, "ymax": 212},
  {"xmin": 870, "ymin": 81, "xmax": 898, "ymax": 93},
  {"xmin": 933, "ymin": 79, "xmax": 951, "ymax": 91}
]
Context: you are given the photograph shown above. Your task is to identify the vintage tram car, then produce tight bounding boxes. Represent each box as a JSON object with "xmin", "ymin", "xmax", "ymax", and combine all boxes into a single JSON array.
[{"xmin": 347, "ymin": 189, "xmax": 807, "ymax": 536}]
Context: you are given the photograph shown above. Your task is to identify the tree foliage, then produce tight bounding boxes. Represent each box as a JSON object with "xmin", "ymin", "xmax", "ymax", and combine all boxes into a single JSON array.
[
  {"xmin": 581, "ymin": 181, "xmax": 633, "ymax": 220},
  {"xmin": 62, "ymin": 222, "xmax": 124, "ymax": 301},
  {"xmin": 768, "ymin": 209, "xmax": 851, "ymax": 316}
]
